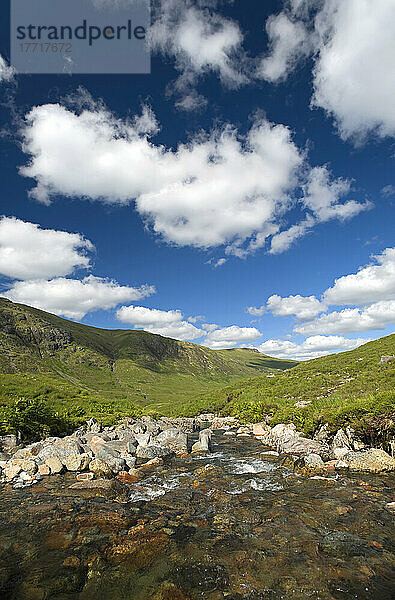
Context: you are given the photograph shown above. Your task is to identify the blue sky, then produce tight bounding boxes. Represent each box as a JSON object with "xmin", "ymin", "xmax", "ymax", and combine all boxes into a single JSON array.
[{"xmin": 0, "ymin": 0, "xmax": 394, "ymax": 360}]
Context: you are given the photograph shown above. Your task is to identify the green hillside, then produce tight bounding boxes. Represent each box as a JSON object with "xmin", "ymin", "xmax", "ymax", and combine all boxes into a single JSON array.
[
  {"xmin": 182, "ymin": 334, "xmax": 395, "ymax": 440},
  {"xmin": 0, "ymin": 297, "xmax": 296, "ymax": 422}
]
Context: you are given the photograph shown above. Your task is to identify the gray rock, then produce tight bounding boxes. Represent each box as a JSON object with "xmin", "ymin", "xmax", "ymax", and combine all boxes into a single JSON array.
[
  {"xmin": 89, "ymin": 458, "xmax": 113, "ymax": 477},
  {"xmin": 131, "ymin": 421, "xmax": 146, "ymax": 434},
  {"xmin": 135, "ymin": 445, "xmax": 174, "ymax": 459},
  {"xmin": 45, "ymin": 457, "xmax": 63, "ymax": 474},
  {"xmin": 86, "ymin": 418, "xmax": 102, "ymax": 433},
  {"xmin": 13, "ymin": 442, "xmax": 43, "ymax": 459},
  {"xmin": 117, "ymin": 429, "xmax": 137, "ymax": 444},
  {"xmin": 332, "ymin": 428, "xmax": 352, "ymax": 450},
  {"xmin": 64, "ymin": 453, "xmax": 91, "ymax": 472},
  {"xmin": 313, "ymin": 424, "xmax": 330, "ymax": 444},
  {"xmin": 0, "ymin": 434, "xmax": 20, "ymax": 453},
  {"xmin": 281, "ymin": 436, "xmax": 331, "ymax": 459},
  {"xmin": 155, "ymin": 428, "xmax": 188, "ymax": 454},
  {"xmin": 343, "ymin": 448, "xmax": 395, "ymax": 472},
  {"xmin": 304, "ymin": 453, "xmax": 325, "ymax": 468},
  {"xmin": 94, "ymin": 446, "xmax": 125, "ymax": 474},
  {"xmin": 134, "ymin": 433, "xmax": 150, "ymax": 447},
  {"xmin": 102, "ymin": 440, "xmax": 130, "ymax": 455},
  {"xmin": 125, "ymin": 457, "xmax": 137, "ymax": 469},
  {"xmin": 38, "ymin": 437, "xmax": 84, "ymax": 465},
  {"xmin": 191, "ymin": 429, "xmax": 212, "ymax": 453}
]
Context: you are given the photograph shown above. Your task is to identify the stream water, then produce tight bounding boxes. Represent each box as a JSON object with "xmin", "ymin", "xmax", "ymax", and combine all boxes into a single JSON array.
[{"xmin": 0, "ymin": 433, "xmax": 394, "ymax": 600}]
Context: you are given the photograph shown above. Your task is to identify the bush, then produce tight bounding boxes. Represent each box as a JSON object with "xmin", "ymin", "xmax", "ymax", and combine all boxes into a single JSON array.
[{"xmin": 0, "ymin": 397, "xmax": 72, "ymax": 441}]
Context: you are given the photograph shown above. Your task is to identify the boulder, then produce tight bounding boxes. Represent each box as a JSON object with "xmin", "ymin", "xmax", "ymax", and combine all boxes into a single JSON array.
[
  {"xmin": 38, "ymin": 437, "xmax": 84, "ymax": 464},
  {"xmin": 89, "ymin": 458, "xmax": 113, "ymax": 478},
  {"xmin": 13, "ymin": 442, "xmax": 43, "ymax": 459},
  {"xmin": 281, "ymin": 436, "xmax": 331, "ymax": 459},
  {"xmin": 155, "ymin": 429, "xmax": 188, "ymax": 454},
  {"xmin": 252, "ymin": 423, "xmax": 270, "ymax": 438},
  {"xmin": 265, "ymin": 423, "xmax": 330, "ymax": 459},
  {"xmin": 343, "ymin": 448, "xmax": 395, "ymax": 473},
  {"xmin": 265, "ymin": 423, "xmax": 300, "ymax": 448},
  {"xmin": 38, "ymin": 464, "xmax": 50, "ymax": 476},
  {"xmin": 117, "ymin": 429, "xmax": 137, "ymax": 444},
  {"xmin": 138, "ymin": 457, "xmax": 164, "ymax": 472},
  {"xmin": 332, "ymin": 428, "xmax": 352, "ymax": 450},
  {"xmin": 64, "ymin": 453, "xmax": 91, "ymax": 472},
  {"xmin": 4, "ymin": 463, "xmax": 22, "ymax": 481},
  {"xmin": 94, "ymin": 446, "xmax": 125, "ymax": 474},
  {"xmin": 0, "ymin": 434, "xmax": 20, "ymax": 454},
  {"xmin": 134, "ymin": 433, "xmax": 151, "ymax": 447},
  {"xmin": 136, "ymin": 445, "xmax": 173, "ymax": 460},
  {"xmin": 45, "ymin": 457, "xmax": 63, "ymax": 474},
  {"xmin": 191, "ymin": 429, "xmax": 212, "ymax": 453},
  {"xmin": 313, "ymin": 424, "xmax": 330, "ymax": 444}
]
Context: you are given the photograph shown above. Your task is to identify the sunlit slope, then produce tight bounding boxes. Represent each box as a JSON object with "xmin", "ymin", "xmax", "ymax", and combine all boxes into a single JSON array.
[{"xmin": 0, "ymin": 298, "xmax": 297, "ymax": 415}]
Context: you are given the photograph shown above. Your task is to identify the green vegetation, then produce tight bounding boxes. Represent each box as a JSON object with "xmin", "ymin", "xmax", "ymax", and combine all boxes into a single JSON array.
[
  {"xmin": 185, "ymin": 334, "xmax": 395, "ymax": 442},
  {"xmin": 0, "ymin": 298, "xmax": 296, "ymax": 426}
]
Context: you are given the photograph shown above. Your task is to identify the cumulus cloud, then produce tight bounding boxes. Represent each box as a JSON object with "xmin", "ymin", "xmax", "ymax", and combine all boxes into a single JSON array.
[
  {"xmin": 150, "ymin": 0, "xmax": 246, "ymax": 109},
  {"xmin": 20, "ymin": 102, "xmax": 367, "ymax": 256},
  {"xmin": 204, "ymin": 325, "xmax": 261, "ymax": 350},
  {"xmin": 246, "ymin": 305, "xmax": 265, "ymax": 317},
  {"xmin": 0, "ymin": 55, "xmax": 15, "ymax": 83},
  {"xmin": 258, "ymin": 0, "xmax": 395, "ymax": 142},
  {"xmin": 257, "ymin": 12, "xmax": 311, "ymax": 82},
  {"xmin": 295, "ymin": 301, "xmax": 395, "ymax": 335},
  {"xmin": 0, "ymin": 216, "xmax": 93, "ymax": 280},
  {"xmin": 257, "ymin": 335, "xmax": 369, "ymax": 361},
  {"xmin": 4, "ymin": 276, "xmax": 155, "ymax": 320},
  {"xmin": 266, "ymin": 294, "xmax": 324, "ymax": 321},
  {"xmin": 302, "ymin": 166, "xmax": 370, "ymax": 222},
  {"xmin": 269, "ymin": 216, "xmax": 314, "ymax": 254},
  {"xmin": 323, "ymin": 247, "xmax": 395, "ymax": 306},
  {"xmin": 116, "ymin": 305, "xmax": 204, "ymax": 340},
  {"xmin": 253, "ymin": 246, "xmax": 395, "ymax": 335}
]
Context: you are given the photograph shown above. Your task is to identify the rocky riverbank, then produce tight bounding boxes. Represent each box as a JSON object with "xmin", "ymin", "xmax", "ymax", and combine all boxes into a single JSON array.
[
  {"xmin": 0, "ymin": 427, "xmax": 394, "ymax": 600},
  {"xmin": 1, "ymin": 415, "xmax": 394, "ymax": 494}
]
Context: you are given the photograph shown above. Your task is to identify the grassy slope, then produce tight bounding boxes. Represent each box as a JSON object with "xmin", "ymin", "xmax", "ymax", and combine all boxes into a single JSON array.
[
  {"xmin": 0, "ymin": 298, "xmax": 296, "ymax": 420},
  {"xmin": 181, "ymin": 334, "xmax": 395, "ymax": 439}
]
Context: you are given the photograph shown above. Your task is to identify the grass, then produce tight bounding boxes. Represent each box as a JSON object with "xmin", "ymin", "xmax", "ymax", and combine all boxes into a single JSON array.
[
  {"xmin": 176, "ymin": 334, "xmax": 395, "ymax": 443},
  {"xmin": 0, "ymin": 298, "xmax": 296, "ymax": 427}
]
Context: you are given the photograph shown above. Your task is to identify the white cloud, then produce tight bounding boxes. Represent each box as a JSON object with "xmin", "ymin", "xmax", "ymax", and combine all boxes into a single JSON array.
[
  {"xmin": 204, "ymin": 325, "xmax": 261, "ymax": 350},
  {"xmin": 302, "ymin": 166, "xmax": 370, "ymax": 222},
  {"xmin": 0, "ymin": 55, "xmax": 15, "ymax": 83},
  {"xmin": 266, "ymin": 293, "xmax": 324, "ymax": 321},
  {"xmin": 257, "ymin": 12, "xmax": 311, "ymax": 82},
  {"xmin": 116, "ymin": 305, "xmax": 204, "ymax": 340},
  {"xmin": 20, "ymin": 102, "xmax": 367, "ymax": 256},
  {"xmin": 150, "ymin": 0, "xmax": 246, "ymax": 109},
  {"xmin": 246, "ymin": 305, "xmax": 265, "ymax": 317},
  {"xmin": 4, "ymin": 276, "xmax": 155, "ymax": 320},
  {"xmin": 295, "ymin": 301, "xmax": 395, "ymax": 335},
  {"xmin": 323, "ymin": 247, "xmax": 395, "ymax": 306},
  {"xmin": 269, "ymin": 216, "xmax": 314, "ymax": 254},
  {"xmin": 312, "ymin": 0, "xmax": 395, "ymax": 141},
  {"xmin": 257, "ymin": 335, "xmax": 369, "ymax": 361},
  {"xmin": 381, "ymin": 185, "xmax": 395, "ymax": 198},
  {"xmin": 0, "ymin": 216, "xmax": 93, "ymax": 280},
  {"xmin": 201, "ymin": 322, "xmax": 218, "ymax": 333}
]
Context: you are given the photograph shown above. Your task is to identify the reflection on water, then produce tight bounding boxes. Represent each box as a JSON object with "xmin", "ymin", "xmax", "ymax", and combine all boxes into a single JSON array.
[{"xmin": 0, "ymin": 433, "xmax": 394, "ymax": 599}]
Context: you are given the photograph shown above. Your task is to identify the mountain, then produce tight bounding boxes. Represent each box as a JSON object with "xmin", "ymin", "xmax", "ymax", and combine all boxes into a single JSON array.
[
  {"xmin": 187, "ymin": 334, "xmax": 395, "ymax": 438},
  {"xmin": 0, "ymin": 298, "xmax": 297, "ymax": 420}
]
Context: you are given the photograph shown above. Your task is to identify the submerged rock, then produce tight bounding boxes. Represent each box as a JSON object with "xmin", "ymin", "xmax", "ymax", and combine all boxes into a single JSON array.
[
  {"xmin": 319, "ymin": 530, "xmax": 375, "ymax": 558},
  {"xmin": 68, "ymin": 478, "xmax": 129, "ymax": 500}
]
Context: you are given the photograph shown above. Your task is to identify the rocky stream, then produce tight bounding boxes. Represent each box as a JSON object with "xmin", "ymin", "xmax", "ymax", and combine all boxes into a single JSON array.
[{"xmin": 0, "ymin": 417, "xmax": 394, "ymax": 600}]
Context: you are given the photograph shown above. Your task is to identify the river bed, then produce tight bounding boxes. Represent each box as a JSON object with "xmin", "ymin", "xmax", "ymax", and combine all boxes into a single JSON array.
[{"xmin": 0, "ymin": 433, "xmax": 394, "ymax": 599}]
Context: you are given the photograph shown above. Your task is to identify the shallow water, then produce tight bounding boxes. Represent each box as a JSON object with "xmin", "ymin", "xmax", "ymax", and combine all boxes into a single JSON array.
[{"xmin": 0, "ymin": 433, "xmax": 394, "ymax": 600}]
